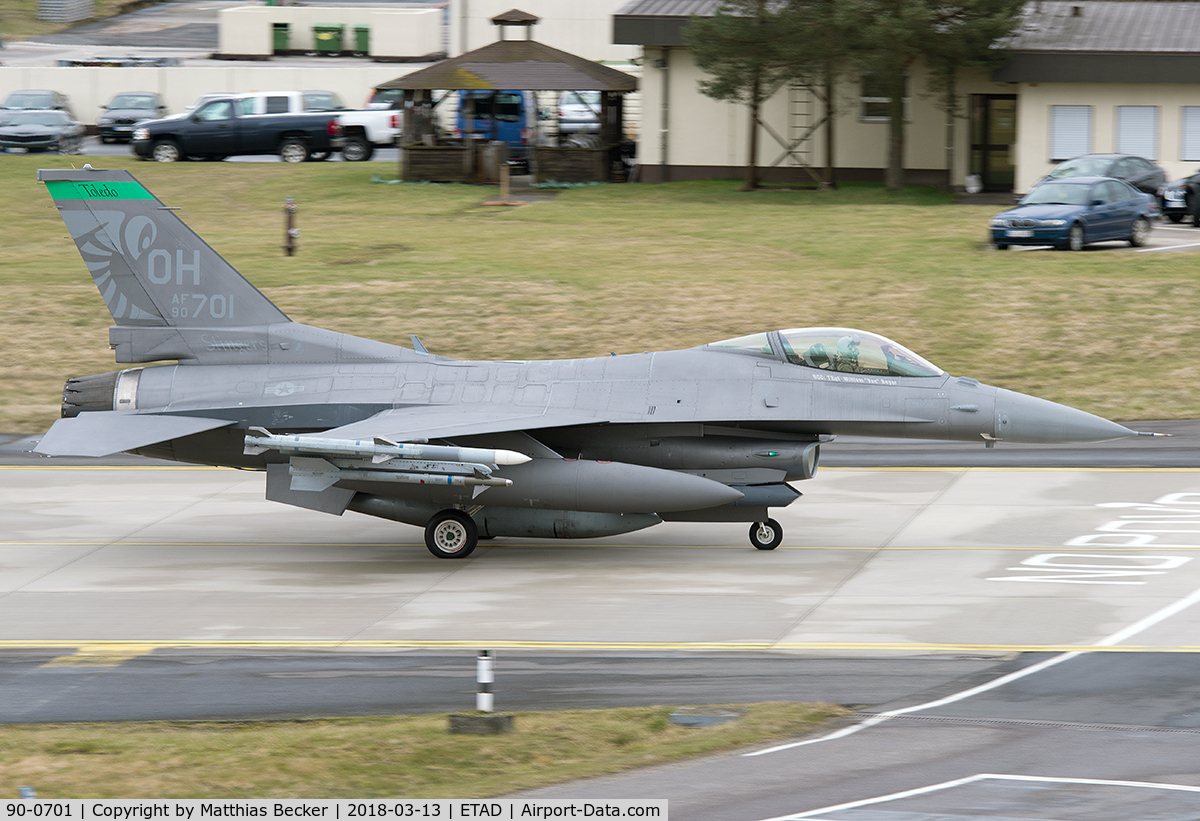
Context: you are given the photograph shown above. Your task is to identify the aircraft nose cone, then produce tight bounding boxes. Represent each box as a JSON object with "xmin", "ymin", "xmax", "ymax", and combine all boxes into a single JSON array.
[{"xmin": 994, "ymin": 388, "xmax": 1136, "ymax": 443}]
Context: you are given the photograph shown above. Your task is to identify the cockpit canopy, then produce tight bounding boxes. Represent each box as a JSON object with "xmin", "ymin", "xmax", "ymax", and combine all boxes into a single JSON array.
[{"xmin": 708, "ymin": 327, "xmax": 944, "ymax": 378}]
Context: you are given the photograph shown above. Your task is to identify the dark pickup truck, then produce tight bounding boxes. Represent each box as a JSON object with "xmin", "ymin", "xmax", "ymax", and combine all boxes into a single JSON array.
[{"xmin": 132, "ymin": 96, "xmax": 343, "ymax": 163}]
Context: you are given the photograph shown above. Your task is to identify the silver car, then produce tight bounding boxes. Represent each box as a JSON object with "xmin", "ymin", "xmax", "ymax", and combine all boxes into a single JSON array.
[{"xmin": 557, "ymin": 90, "xmax": 601, "ymax": 145}]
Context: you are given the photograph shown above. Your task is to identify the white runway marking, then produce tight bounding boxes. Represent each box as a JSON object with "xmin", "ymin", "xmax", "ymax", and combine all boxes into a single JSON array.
[
  {"xmin": 745, "ymin": 581, "xmax": 1200, "ymax": 756},
  {"xmin": 756, "ymin": 774, "xmax": 1200, "ymax": 821},
  {"xmin": 1135, "ymin": 240, "xmax": 1200, "ymax": 252}
]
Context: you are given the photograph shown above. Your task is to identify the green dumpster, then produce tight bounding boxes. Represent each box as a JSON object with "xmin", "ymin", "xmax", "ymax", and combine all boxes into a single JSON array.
[
  {"xmin": 272, "ymin": 23, "xmax": 289, "ymax": 54},
  {"xmin": 353, "ymin": 24, "xmax": 370, "ymax": 56},
  {"xmin": 313, "ymin": 23, "xmax": 344, "ymax": 55}
]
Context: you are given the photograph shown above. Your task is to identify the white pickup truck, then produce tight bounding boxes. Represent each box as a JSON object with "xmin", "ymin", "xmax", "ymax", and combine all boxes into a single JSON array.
[{"xmin": 214, "ymin": 90, "xmax": 398, "ymax": 161}]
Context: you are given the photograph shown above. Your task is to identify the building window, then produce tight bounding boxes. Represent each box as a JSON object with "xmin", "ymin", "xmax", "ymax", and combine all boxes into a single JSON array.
[
  {"xmin": 1182, "ymin": 107, "xmax": 1200, "ymax": 161},
  {"xmin": 1115, "ymin": 106, "xmax": 1158, "ymax": 159},
  {"xmin": 860, "ymin": 74, "xmax": 908, "ymax": 122},
  {"xmin": 1049, "ymin": 105, "xmax": 1091, "ymax": 160}
]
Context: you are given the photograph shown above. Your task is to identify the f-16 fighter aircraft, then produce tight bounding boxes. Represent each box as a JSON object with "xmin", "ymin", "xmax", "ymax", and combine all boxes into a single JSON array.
[{"xmin": 34, "ymin": 167, "xmax": 1141, "ymax": 558}]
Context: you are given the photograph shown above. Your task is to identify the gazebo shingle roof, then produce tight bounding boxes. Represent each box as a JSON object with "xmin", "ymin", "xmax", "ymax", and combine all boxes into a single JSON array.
[{"xmin": 375, "ymin": 38, "xmax": 638, "ymax": 92}]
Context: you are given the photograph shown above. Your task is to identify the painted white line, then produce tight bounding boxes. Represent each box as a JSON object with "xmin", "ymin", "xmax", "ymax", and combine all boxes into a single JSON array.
[
  {"xmin": 1135, "ymin": 241, "xmax": 1200, "ymax": 252},
  {"xmin": 756, "ymin": 773, "xmax": 1200, "ymax": 821},
  {"xmin": 1093, "ymin": 582, "xmax": 1200, "ymax": 646},
  {"xmin": 754, "ymin": 773, "xmax": 988, "ymax": 821},
  {"xmin": 744, "ymin": 651, "xmax": 1082, "ymax": 755},
  {"xmin": 745, "ymin": 580, "xmax": 1200, "ymax": 756},
  {"xmin": 974, "ymin": 773, "xmax": 1200, "ymax": 792}
]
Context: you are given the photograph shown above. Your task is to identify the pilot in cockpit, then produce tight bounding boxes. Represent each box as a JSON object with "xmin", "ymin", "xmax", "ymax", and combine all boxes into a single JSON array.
[{"xmin": 835, "ymin": 334, "xmax": 861, "ymax": 372}]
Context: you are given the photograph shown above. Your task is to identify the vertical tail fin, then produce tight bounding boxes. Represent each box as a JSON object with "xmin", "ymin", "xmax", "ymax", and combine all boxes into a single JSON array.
[{"xmin": 39, "ymin": 167, "xmax": 288, "ymax": 330}]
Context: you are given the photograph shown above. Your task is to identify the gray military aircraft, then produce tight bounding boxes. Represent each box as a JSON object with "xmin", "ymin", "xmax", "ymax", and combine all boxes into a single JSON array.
[{"xmin": 34, "ymin": 167, "xmax": 1142, "ymax": 557}]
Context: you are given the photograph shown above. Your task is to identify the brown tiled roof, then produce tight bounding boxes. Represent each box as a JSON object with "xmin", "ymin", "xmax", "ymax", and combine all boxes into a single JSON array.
[
  {"xmin": 491, "ymin": 8, "xmax": 540, "ymax": 24},
  {"xmin": 376, "ymin": 38, "xmax": 638, "ymax": 91}
]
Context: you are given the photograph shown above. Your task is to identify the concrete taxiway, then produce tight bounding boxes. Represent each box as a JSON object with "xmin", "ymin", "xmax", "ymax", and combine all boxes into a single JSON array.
[
  {"xmin": 4, "ymin": 461, "xmax": 1200, "ymax": 651},
  {"xmin": 3, "ymin": 436, "xmax": 1200, "ymax": 817}
]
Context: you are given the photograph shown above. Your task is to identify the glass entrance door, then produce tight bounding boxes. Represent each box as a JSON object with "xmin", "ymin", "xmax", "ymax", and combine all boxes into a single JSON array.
[{"xmin": 970, "ymin": 95, "xmax": 1017, "ymax": 192}]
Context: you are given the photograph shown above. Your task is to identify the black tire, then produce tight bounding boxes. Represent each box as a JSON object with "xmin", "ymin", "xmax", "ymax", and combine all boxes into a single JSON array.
[
  {"xmin": 425, "ymin": 510, "xmax": 478, "ymax": 559},
  {"xmin": 994, "ymin": 243, "xmax": 1009, "ymax": 250},
  {"xmin": 1167, "ymin": 214, "xmax": 1184, "ymax": 224},
  {"xmin": 279, "ymin": 138, "xmax": 309, "ymax": 164},
  {"xmin": 1065, "ymin": 223, "xmax": 1084, "ymax": 251},
  {"xmin": 1193, "ymin": 204, "xmax": 1200, "ymax": 229},
  {"xmin": 151, "ymin": 140, "xmax": 182, "ymax": 163},
  {"xmin": 307, "ymin": 151, "xmax": 330, "ymax": 162},
  {"xmin": 749, "ymin": 519, "xmax": 783, "ymax": 550},
  {"xmin": 99, "ymin": 136, "xmax": 113, "ymax": 145},
  {"xmin": 342, "ymin": 136, "xmax": 373, "ymax": 162},
  {"xmin": 1129, "ymin": 217, "xmax": 1151, "ymax": 247}
]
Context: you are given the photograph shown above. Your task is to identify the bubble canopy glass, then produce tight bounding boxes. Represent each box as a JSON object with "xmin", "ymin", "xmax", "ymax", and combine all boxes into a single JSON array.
[{"xmin": 708, "ymin": 328, "xmax": 944, "ymax": 378}]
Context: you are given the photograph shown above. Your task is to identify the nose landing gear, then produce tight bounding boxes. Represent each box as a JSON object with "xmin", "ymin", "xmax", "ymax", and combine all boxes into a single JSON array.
[{"xmin": 749, "ymin": 518, "xmax": 783, "ymax": 550}]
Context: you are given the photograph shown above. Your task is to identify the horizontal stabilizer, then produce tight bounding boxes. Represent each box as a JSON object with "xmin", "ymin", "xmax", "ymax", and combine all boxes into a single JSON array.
[{"xmin": 34, "ymin": 412, "xmax": 233, "ymax": 457}]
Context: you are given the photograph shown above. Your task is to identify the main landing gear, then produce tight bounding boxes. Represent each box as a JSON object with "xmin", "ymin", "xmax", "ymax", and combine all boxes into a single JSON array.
[
  {"xmin": 749, "ymin": 518, "xmax": 784, "ymax": 550},
  {"xmin": 422, "ymin": 509, "xmax": 785, "ymax": 556},
  {"xmin": 425, "ymin": 510, "xmax": 478, "ymax": 559}
]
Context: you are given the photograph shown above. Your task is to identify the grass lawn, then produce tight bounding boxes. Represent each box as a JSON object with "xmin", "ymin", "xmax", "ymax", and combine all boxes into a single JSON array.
[
  {"xmin": 0, "ymin": 703, "xmax": 844, "ymax": 798},
  {"xmin": 3, "ymin": 154, "xmax": 1197, "ymax": 433},
  {"xmin": 0, "ymin": 0, "xmax": 130, "ymax": 42}
]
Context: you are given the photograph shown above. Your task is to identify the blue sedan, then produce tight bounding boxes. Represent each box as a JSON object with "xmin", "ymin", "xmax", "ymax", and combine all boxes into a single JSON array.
[{"xmin": 990, "ymin": 176, "xmax": 1156, "ymax": 251}]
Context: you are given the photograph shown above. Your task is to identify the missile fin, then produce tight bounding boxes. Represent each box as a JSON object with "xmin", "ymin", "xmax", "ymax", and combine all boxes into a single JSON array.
[{"xmin": 289, "ymin": 456, "xmax": 341, "ymax": 492}]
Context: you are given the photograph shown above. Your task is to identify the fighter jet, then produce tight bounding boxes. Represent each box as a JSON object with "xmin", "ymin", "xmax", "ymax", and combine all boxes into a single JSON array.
[{"xmin": 34, "ymin": 167, "xmax": 1141, "ymax": 558}]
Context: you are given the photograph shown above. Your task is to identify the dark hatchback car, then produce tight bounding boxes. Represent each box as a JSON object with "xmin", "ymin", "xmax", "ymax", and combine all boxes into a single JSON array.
[
  {"xmin": 0, "ymin": 89, "xmax": 75, "ymax": 124},
  {"xmin": 97, "ymin": 92, "xmax": 168, "ymax": 143},
  {"xmin": 990, "ymin": 176, "xmax": 1156, "ymax": 251},
  {"xmin": 0, "ymin": 110, "xmax": 85, "ymax": 154},
  {"xmin": 1158, "ymin": 168, "xmax": 1200, "ymax": 224},
  {"xmin": 1040, "ymin": 153, "xmax": 1166, "ymax": 196}
]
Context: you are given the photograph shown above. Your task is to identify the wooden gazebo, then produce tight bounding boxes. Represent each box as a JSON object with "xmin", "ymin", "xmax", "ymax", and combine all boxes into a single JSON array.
[{"xmin": 375, "ymin": 9, "xmax": 638, "ymax": 184}]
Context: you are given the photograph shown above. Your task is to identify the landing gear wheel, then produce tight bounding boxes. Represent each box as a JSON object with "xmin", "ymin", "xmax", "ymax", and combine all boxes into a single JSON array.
[
  {"xmin": 749, "ymin": 519, "xmax": 783, "ymax": 550},
  {"xmin": 425, "ymin": 510, "xmax": 478, "ymax": 559}
]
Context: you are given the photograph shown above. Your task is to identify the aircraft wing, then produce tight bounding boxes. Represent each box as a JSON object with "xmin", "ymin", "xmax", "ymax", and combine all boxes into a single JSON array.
[
  {"xmin": 308, "ymin": 408, "xmax": 604, "ymax": 444},
  {"xmin": 35, "ymin": 412, "xmax": 235, "ymax": 457}
]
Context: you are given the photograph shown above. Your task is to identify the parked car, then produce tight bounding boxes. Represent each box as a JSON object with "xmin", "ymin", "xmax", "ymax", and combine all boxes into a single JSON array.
[
  {"xmin": 218, "ymin": 90, "xmax": 395, "ymax": 162},
  {"xmin": 366, "ymin": 88, "xmax": 402, "ymax": 110},
  {"xmin": 97, "ymin": 92, "xmax": 168, "ymax": 143},
  {"xmin": 454, "ymin": 90, "xmax": 538, "ymax": 170},
  {"xmin": 0, "ymin": 109, "xmax": 85, "ymax": 154},
  {"xmin": 1039, "ymin": 153, "xmax": 1166, "ymax": 196},
  {"xmin": 556, "ymin": 90, "xmax": 601, "ymax": 145},
  {"xmin": 0, "ymin": 89, "xmax": 75, "ymax": 125},
  {"xmin": 1158, "ymin": 168, "xmax": 1200, "ymax": 224},
  {"xmin": 454, "ymin": 89, "xmax": 537, "ymax": 145},
  {"xmin": 131, "ymin": 96, "xmax": 343, "ymax": 163},
  {"xmin": 990, "ymin": 176, "xmax": 1156, "ymax": 251}
]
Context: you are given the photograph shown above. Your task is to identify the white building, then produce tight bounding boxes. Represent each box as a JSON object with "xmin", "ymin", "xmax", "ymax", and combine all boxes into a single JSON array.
[{"xmin": 613, "ymin": 0, "xmax": 1200, "ymax": 192}]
